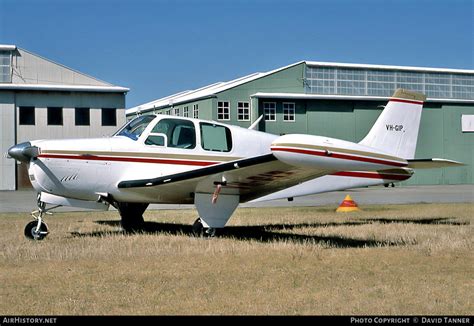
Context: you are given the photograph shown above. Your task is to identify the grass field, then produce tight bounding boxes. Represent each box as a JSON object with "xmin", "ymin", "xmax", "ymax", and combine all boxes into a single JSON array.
[{"xmin": 0, "ymin": 203, "xmax": 472, "ymax": 315}]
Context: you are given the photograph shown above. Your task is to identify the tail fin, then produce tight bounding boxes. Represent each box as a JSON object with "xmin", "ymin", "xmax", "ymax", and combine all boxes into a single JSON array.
[{"xmin": 359, "ymin": 89, "xmax": 426, "ymax": 159}]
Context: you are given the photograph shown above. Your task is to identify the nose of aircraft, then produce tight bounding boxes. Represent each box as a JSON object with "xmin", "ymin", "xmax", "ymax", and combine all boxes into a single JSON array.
[{"xmin": 7, "ymin": 142, "xmax": 39, "ymax": 163}]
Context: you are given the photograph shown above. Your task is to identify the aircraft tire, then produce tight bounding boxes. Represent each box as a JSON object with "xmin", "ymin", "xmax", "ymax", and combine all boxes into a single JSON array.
[
  {"xmin": 24, "ymin": 221, "xmax": 48, "ymax": 240},
  {"xmin": 192, "ymin": 218, "xmax": 216, "ymax": 238},
  {"xmin": 117, "ymin": 202, "xmax": 148, "ymax": 232},
  {"xmin": 192, "ymin": 218, "xmax": 204, "ymax": 237},
  {"xmin": 121, "ymin": 215, "xmax": 145, "ymax": 233}
]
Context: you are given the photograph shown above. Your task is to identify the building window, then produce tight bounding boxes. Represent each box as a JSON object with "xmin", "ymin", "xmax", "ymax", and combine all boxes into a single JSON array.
[
  {"xmin": 237, "ymin": 102, "xmax": 250, "ymax": 121},
  {"xmin": 193, "ymin": 104, "xmax": 199, "ymax": 119},
  {"xmin": 47, "ymin": 107, "xmax": 63, "ymax": 125},
  {"xmin": 306, "ymin": 66, "xmax": 474, "ymax": 100},
  {"xmin": 217, "ymin": 101, "xmax": 230, "ymax": 120},
  {"xmin": 263, "ymin": 102, "xmax": 276, "ymax": 121},
  {"xmin": 174, "ymin": 108, "xmax": 180, "ymax": 116},
  {"xmin": 166, "ymin": 110, "xmax": 171, "ymax": 115},
  {"xmin": 183, "ymin": 106, "xmax": 189, "ymax": 117},
  {"xmin": 0, "ymin": 50, "xmax": 12, "ymax": 83},
  {"xmin": 283, "ymin": 102, "xmax": 295, "ymax": 122},
  {"xmin": 75, "ymin": 107, "xmax": 90, "ymax": 126},
  {"xmin": 102, "ymin": 108, "xmax": 117, "ymax": 126},
  {"xmin": 19, "ymin": 106, "xmax": 35, "ymax": 125}
]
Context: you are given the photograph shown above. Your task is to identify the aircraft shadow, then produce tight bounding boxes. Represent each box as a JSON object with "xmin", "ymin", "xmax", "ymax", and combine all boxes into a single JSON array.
[
  {"xmin": 68, "ymin": 216, "xmax": 467, "ymax": 248},
  {"xmin": 359, "ymin": 217, "xmax": 469, "ymax": 225}
]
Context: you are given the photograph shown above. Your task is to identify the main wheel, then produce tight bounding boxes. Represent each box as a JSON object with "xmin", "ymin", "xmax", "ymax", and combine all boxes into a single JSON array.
[
  {"xmin": 121, "ymin": 213, "xmax": 145, "ymax": 232},
  {"xmin": 24, "ymin": 221, "xmax": 49, "ymax": 240},
  {"xmin": 192, "ymin": 218, "xmax": 216, "ymax": 238},
  {"xmin": 192, "ymin": 218, "xmax": 204, "ymax": 237},
  {"xmin": 117, "ymin": 202, "xmax": 148, "ymax": 233},
  {"xmin": 205, "ymin": 227, "xmax": 216, "ymax": 237}
]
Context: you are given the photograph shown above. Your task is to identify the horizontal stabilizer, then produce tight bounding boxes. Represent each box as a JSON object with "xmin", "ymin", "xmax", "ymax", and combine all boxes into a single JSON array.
[{"xmin": 407, "ymin": 158, "xmax": 464, "ymax": 169}]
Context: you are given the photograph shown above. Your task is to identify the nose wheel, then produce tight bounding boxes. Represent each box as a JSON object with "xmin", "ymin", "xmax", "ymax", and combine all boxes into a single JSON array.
[
  {"xmin": 192, "ymin": 218, "xmax": 216, "ymax": 238},
  {"xmin": 24, "ymin": 220, "xmax": 49, "ymax": 240},
  {"xmin": 25, "ymin": 194, "xmax": 60, "ymax": 240}
]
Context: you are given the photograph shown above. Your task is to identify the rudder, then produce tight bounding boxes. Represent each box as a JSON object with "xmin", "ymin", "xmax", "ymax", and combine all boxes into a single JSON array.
[{"xmin": 359, "ymin": 89, "xmax": 426, "ymax": 159}]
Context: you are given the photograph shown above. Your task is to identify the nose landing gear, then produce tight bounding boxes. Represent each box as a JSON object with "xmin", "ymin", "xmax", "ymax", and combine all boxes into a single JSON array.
[{"xmin": 25, "ymin": 194, "xmax": 60, "ymax": 240}]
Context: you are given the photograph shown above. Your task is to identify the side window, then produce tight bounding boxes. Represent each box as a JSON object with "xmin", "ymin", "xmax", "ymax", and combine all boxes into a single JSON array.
[
  {"xmin": 146, "ymin": 118, "xmax": 196, "ymax": 149},
  {"xmin": 200, "ymin": 123, "xmax": 232, "ymax": 152},
  {"xmin": 171, "ymin": 125, "xmax": 196, "ymax": 148},
  {"xmin": 145, "ymin": 134, "xmax": 166, "ymax": 146}
]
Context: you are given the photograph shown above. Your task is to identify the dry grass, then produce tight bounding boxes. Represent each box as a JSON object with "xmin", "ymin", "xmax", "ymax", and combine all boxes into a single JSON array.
[{"xmin": 0, "ymin": 203, "xmax": 472, "ymax": 315}]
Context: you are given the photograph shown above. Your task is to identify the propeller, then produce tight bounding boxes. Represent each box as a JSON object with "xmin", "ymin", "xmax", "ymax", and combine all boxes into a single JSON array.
[{"xmin": 7, "ymin": 142, "xmax": 40, "ymax": 163}]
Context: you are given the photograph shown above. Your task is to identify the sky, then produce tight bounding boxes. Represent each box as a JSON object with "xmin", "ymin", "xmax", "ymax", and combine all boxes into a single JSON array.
[{"xmin": 0, "ymin": 0, "xmax": 472, "ymax": 108}]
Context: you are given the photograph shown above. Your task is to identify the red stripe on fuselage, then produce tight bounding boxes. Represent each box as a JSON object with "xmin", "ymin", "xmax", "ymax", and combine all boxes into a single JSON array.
[
  {"xmin": 271, "ymin": 147, "xmax": 406, "ymax": 167},
  {"xmin": 38, "ymin": 154, "xmax": 218, "ymax": 166},
  {"xmin": 332, "ymin": 171, "xmax": 411, "ymax": 181},
  {"xmin": 389, "ymin": 98, "xmax": 424, "ymax": 105}
]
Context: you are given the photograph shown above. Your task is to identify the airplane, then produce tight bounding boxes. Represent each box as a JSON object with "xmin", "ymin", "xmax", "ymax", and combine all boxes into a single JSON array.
[{"xmin": 7, "ymin": 89, "xmax": 463, "ymax": 240}]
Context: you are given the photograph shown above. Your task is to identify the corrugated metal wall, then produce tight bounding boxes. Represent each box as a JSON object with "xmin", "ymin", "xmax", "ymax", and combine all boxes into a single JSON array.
[
  {"xmin": 13, "ymin": 48, "xmax": 110, "ymax": 86},
  {"xmin": 0, "ymin": 47, "xmax": 128, "ymax": 190},
  {"xmin": 16, "ymin": 92, "xmax": 126, "ymax": 143},
  {"xmin": 0, "ymin": 92, "xmax": 16, "ymax": 190}
]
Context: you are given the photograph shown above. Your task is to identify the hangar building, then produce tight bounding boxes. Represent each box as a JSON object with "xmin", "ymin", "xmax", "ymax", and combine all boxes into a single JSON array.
[
  {"xmin": 0, "ymin": 45, "xmax": 128, "ymax": 190},
  {"xmin": 127, "ymin": 61, "xmax": 474, "ymax": 185}
]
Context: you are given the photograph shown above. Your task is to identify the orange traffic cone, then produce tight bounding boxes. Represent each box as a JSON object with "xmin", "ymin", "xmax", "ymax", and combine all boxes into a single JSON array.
[{"xmin": 336, "ymin": 195, "xmax": 360, "ymax": 212}]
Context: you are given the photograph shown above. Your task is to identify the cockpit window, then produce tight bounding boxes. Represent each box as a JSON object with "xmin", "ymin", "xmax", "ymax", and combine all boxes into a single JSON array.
[
  {"xmin": 115, "ymin": 115, "xmax": 156, "ymax": 141},
  {"xmin": 147, "ymin": 118, "xmax": 196, "ymax": 149}
]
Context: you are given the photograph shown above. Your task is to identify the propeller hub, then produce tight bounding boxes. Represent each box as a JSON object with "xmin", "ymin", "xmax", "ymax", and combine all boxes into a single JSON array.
[{"xmin": 7, "ymin": 142, "xmax": 39, "ymax": 162}]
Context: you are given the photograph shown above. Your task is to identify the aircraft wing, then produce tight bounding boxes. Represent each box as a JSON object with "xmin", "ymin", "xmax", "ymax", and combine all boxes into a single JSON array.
[{"xmin": 118, "ymin": 154, "xmax": 330, "ymax": 202}]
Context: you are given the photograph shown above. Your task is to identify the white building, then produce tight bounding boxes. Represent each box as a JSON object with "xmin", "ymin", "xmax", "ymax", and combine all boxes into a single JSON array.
[{"xmin": 0, "ymin": 45, "xmax": 129, "ymax": 190}]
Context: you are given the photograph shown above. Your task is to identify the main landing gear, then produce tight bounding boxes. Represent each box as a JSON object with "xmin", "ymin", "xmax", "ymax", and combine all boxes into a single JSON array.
[
  {"xmin": 192, "ymin": 218, "xmax": 216, "ymax": 238},
  {"xmin": 25, "ymin": 194, "xmax": 60, "ymax": 240},
  {"xmin": 116, "ymin": 202, "xmax": 148, "ymax": 232}
]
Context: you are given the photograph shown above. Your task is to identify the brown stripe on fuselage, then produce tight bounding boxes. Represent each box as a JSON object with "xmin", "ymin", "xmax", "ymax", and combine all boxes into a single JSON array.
[
  {"xmin": 38, "ymin": 153, "xmax": 222, "ymax": 166},
  {"xmin": 40, "ymin": 149, "xmax": 241, "ymax": 162},
  {"xmin": 271, "ymin": 143, "xmax": 406, "ymax": 164}
]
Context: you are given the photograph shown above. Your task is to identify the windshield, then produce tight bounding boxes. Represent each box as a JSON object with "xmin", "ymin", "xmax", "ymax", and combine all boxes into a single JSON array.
[{"xmin": 114, "ymin": 115, "xmax": 156, "ymax": 140}]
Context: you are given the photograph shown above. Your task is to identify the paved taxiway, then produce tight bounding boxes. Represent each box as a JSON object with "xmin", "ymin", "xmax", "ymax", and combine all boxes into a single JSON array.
[{"xmin": 0, "ymin": 185, "xmax": 472, "ymax": 213}]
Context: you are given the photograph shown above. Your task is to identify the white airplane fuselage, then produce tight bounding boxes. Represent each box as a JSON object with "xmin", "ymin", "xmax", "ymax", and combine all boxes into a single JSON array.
[{"xmin": 27, "ymin": 115, "xmax": 408, "ymax": 205}]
